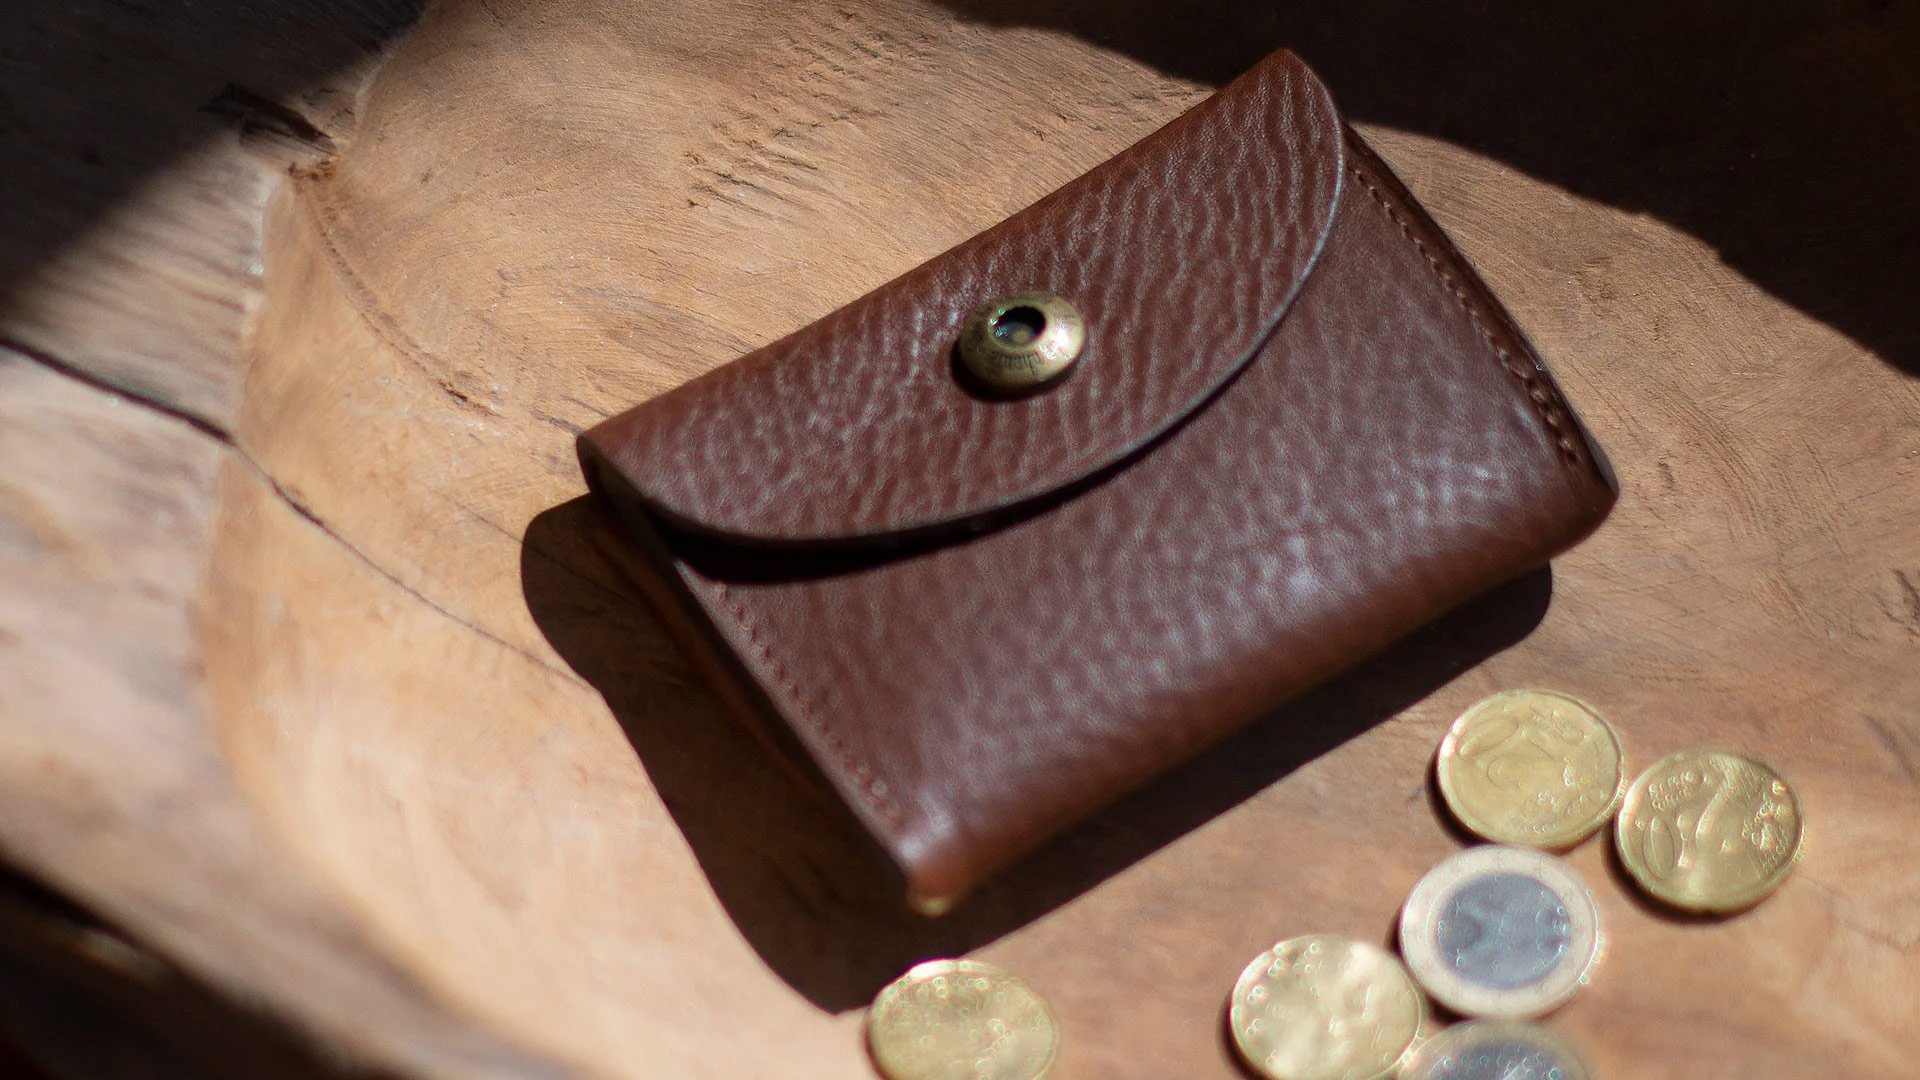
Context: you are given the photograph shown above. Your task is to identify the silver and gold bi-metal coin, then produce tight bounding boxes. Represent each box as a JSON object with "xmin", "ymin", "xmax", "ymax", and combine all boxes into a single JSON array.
[
  {"xmin": 1228, "ymin": 934, "xmax": 1424, "ymax": 1080},
  {"xmin": 866, "ymin": 959, "xmax": 1058, "ymax": 1080},
  {"xmin": 1616, "ymin": 748, "xmax": 1804, "ymax": 914},
  {"xmin": 1435, "ymin": 690, "xmax": 1625, "ymax": 849},
  {"xmin": 1399, "ymin": 846, "xmax": 1600, "ymax": 1019},
  {"xmin": 1397, "ymin": 1020, "xmax": 1594, "ymax": 1080}
]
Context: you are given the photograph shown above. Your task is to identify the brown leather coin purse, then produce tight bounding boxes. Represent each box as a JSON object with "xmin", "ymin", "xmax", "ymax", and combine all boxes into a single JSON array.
[{"xmin": 579, "ymin": 50, "xmax": 1617, "ymax": 909}]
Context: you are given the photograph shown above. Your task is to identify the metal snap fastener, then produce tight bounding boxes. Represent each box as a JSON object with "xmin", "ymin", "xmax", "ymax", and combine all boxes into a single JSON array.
[{"xmin": 956, "ymin": 291, "xmax": 1085, "ymax": 394}]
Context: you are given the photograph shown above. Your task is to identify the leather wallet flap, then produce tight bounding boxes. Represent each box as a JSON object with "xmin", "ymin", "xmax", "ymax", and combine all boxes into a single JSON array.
[{"xmin": 583, "ymin": 51, "xmax": 1345, "ymax": 547}]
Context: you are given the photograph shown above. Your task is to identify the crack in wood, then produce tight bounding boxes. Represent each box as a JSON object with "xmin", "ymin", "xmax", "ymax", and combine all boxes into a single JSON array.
[
  {"xmin": 1, "ymin": 337, "xmax": 233, "ymax": 445},
  {"xmin": 3, "ymin": 338, "xmax": 582, "ymax": 689}
]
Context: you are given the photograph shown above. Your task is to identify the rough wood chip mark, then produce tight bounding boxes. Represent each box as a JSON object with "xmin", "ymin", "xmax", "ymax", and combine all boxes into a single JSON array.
[{"xmin": 302, "ymin": 184, "xmax": 504, "ymax": 414}]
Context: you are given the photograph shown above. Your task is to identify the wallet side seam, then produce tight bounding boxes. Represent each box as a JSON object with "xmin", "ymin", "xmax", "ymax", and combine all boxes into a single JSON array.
[
  {"xmin": 1344, "ymin": 159, "xmax": 1587, "ymax": 470},
  {"xmin": 712, "ymin": 581, "xmax": 905, "ymax": 825}
]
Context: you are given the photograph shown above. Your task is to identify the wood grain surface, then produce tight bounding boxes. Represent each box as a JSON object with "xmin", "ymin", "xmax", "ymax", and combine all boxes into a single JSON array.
[{"xmin": 2, "ymin": 0, "xmax": 1916, "ymax": 1077}]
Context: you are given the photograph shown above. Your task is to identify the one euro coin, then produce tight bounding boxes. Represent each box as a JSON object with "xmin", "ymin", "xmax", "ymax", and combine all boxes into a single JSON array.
[
  {"xmin": 1398, "ymin": 846, "xmax": 1600, "ymax": 1019},
  {"xmin": 1397, "ymin": 1020, "xmax": 1594, "ymax": 1080}
]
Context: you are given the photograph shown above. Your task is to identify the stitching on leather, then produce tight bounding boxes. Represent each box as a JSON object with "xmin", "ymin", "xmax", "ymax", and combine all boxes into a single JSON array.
[
  {"xmin": 1347, "ymin": 163, "xmax": 1585, "ymax": 466},
  {"xmin": 700, "ymin": 163, "xmax": 1577, "ymax": 835},
  {"xmin": 713, "ymin": 582, "xmax": 903, "ymax": 823}
]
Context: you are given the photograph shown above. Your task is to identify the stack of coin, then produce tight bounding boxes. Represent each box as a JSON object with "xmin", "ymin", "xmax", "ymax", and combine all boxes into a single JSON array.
[
  {"xmin": 862, "ymin": 688, "xmax": 1807, "ymax": 1079},
  {"xmin": 1401, "ymin": 688, "xmax": 1807, "ymax": 1067}
]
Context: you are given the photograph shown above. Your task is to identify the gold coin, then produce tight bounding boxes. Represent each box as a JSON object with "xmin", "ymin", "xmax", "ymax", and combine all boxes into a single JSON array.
[
  {"xmin": 1615, "ymin": 748, "xmax": 1803, "ymax": 913},
  {"xmin": 1435, "ymin": 689, "xmax": 1625, "ymax": 849},
  {"xmin": 865, "ymin": 959, "xmax": 1058, "ymax": 1080},
  {"xmin": 1228, "ymin": 935, "xmax": 1424, "ymax": 1080},
  {"xmin": 1398, "ymin": 846, "xmax": 1601, "ymax": 1020},
  {"xmin": 1397, "ymin": 1020, "xmax": 1594, "ymax": 1080}
]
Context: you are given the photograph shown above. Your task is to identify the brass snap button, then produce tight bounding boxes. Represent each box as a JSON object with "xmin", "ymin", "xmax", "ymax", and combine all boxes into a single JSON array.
[{"xmin": 956, "ymin": 291, "xmax": 1085, "ymax": 394}]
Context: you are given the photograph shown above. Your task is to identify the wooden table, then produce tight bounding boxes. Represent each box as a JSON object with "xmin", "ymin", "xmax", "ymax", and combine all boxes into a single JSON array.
[{"xmin": 2, "ymin": 1, "xmax": 1915, "ymax": 1076}]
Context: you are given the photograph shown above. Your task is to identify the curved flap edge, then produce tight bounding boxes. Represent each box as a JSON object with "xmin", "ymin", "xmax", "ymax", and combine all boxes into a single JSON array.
[{"xmin": 583, "ymin": 50, "xmax": 1345, "ymax": 547}]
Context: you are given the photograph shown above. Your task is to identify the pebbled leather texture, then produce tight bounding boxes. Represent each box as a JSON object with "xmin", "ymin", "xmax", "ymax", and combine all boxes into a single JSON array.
[
  {"xmin": 593, "ymin": 52, "xmax": 1345, "ymax": 545},
  {"xmin": 580, "ymin": 50, "xmax": 1618, "ymax": 905}
]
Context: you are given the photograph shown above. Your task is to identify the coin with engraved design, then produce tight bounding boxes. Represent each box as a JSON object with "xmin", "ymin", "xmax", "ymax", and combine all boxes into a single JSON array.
[
  {"xmin": 1228, "ymin": 934, "xmax": 1424, "ymax": 1080},
  {"xmin": 1615, "ymin": 748, "xmax": 1803, "ymax": 913},
  {"xmin": 1436, "ymin": 689, "xmax": 1625, "ymax": 849},
  {"xmin": 1399, "ymin": 846, "xmax": 1600, "ymax": 1019},
  {"xmin": 1398, "ymin": 1020, "xmax": 1594, "ymax": 1080},
  {"xmin": 866, "ymin": 959, "xmax": 1058, "ymax": 1080}
]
